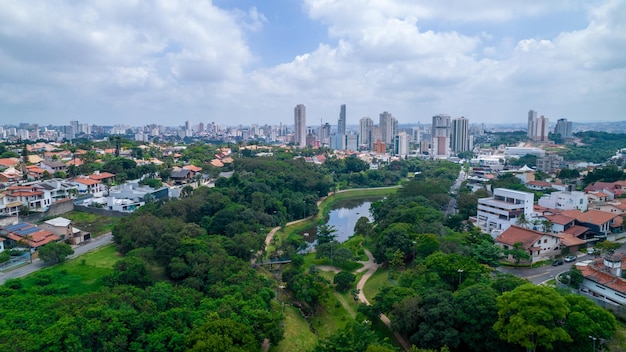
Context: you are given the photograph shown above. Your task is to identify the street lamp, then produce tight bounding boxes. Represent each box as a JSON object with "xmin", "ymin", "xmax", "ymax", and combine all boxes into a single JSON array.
[
  {"xmin": 457, "ymin": 269, "xmax": 464, "ymax": 287},
  {"xmin": 589, "ymin": 335, "xmax": 597, "ymax": 352}
]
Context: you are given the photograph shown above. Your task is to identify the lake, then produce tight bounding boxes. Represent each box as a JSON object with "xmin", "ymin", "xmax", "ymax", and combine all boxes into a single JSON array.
[{"xmin": 300, "ymin": 197, "xmax": 382, "ymax": 247}]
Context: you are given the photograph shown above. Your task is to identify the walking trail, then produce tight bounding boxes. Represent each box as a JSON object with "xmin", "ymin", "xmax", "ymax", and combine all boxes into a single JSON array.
[{"xmin": 256, "ymin": 187, "xmax": 411, "ymax": 351}]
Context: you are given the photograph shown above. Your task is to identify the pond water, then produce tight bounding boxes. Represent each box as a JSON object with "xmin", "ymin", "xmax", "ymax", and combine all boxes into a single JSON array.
[{"xmin": 300, "ymin": 197, "xmax": 382, "ymax": 247}]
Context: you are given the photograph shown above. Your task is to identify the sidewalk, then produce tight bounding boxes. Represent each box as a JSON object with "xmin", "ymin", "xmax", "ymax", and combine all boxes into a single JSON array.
[{"xmin": 0, "ymin": 233, "xmax": 113, "ymax": 285}]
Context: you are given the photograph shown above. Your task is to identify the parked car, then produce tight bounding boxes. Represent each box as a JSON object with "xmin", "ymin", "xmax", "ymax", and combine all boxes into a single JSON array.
[
  {"xmin": 587, "ymin": 248, "xmax": 596, "ymax": 255},
  {"xmin": 552, "ymin": 259, "xmax": 564, "ymax": 266},
  {"xmin": 564, "ymin": 255, "xmax": 576, "ymax": 262}
]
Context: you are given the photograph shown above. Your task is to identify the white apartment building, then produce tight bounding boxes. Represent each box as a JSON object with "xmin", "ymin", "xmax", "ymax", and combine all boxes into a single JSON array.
[
  {"xmin": 538, "ymin": 191, "xmax": 588, "ymax": 211},
  {"xmin": 476, "ymin": 188, "xmax": 535, "ymax": 237}
]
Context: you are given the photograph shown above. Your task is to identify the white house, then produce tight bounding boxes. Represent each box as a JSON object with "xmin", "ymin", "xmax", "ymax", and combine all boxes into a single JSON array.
[
  {"xmin": 476, "ymin": 188, "xmax": 535, "ymax": 236},
  {"xmin": 578, "ymin": 255, "xmax": 626, "ymax": 306},
  {"xmin": 538, "ymin": 191, "xmax": 588, "ymax": 211},
  {"xmin": 39, "ymin": 217, "xmax": 90, "ymax": 245},
  {"xmin": 495, "ymin": 225, "xmax": 565, "ymax": 264}
]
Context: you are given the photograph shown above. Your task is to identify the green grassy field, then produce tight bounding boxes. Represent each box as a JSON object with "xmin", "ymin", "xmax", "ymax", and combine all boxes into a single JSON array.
[
  {"xmin": 270, "ymin": 305, "xmax": 318, "ymax": 352},
  {"xmin": 362, "ymin": 267, "xmax": 392, "ymax": 303},
  {"xmin": 18, "ymin": 244, "xmax": 120, "ymax": 295},
  {"xmin": 60, "ymin": 211, "xmax": 120, "ymax": 236}
]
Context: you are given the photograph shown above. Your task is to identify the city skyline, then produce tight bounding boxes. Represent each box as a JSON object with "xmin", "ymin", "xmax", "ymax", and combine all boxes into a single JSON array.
[{"xmin": 1, "ymin": 1, "xmax": 625, "ymax": 126}]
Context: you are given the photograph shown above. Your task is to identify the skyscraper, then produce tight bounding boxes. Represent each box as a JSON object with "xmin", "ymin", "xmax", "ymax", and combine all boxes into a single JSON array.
[
  {"xmin": 294, "ymin": 104, "xmax": 306, "ymax": 147},
  {"xmin": 394, "ymin": 131, "xmax": 410, "ymax": 157},
  {"xmin": 451, "ymin": 116, "xmax": 469, "ymax": 153},
  {"xmin": 527, "ymin": 110, "xmax": 537, "ymax": 139},
  {"xmin": 379, "ymin": 111, "xmax": 397, "ymax": 146},
  {"xmin": 359, "ymin": 117, "xmax": 374, "ymax": 147},
  {"xmin": 431, "ymin": 114, "xmax": 451, "ymax": 158},
  {"xmin": 527, "ymin": 110, "xmax": 549, "ymax": 142},
  {"xmin": 554, "ymin": 118, "xmax": 572, "ymax": 139},
  {"xmin": 338, "ymin": 104, "xmax": 346, "ymax": 135}
]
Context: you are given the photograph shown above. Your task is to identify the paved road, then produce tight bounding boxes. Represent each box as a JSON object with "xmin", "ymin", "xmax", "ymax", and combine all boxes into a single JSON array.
[
  {"xmin": 0, "ymin": 233, "xmax": 113, "ymax": 285},
  {"xmin": 498, "ymin": 236, "xmax": 626, "ymax": 284},
  {"xmin": 497, "ymin": 253, "xmax": 597, "ymax": 284}
]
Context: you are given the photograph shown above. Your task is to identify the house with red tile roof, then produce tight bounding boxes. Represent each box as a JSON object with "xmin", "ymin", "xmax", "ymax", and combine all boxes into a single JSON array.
[
  {"xmin": 561, "ymin": 209, "xmax": 622, "ymax": 239},
  {"xmin": 587, "ymin": 190, "xmax": 611, "ymax": 203},
  {"xmin": 0, "ymin": 167, "xmax": 22, "ymax": 184},
  {"xmin": 542, "ymin": 213, "xmax": 576, "ymax": 233},
  {"xmin": 495, "ymin": 225, "xmax": 566, "ymax": 263},
  {"xmin": 585, "ymin": 181, "xmax": 624, "ymax": 197},
  {"xmin": 1, "ymin": 222, "xmax": 60, "ymax": 249},
  {"xmin": 72, "ymin": 176, "xmax": 106, "ymax": 195},
  {"xmin": 26, "ymin": 165, "xmax": 45, "ymax": 180},
  {"xmin": 89, "ymin": 171, "xmax": 116, "ymax": 183},
  {"xmin": 0, "ymin": 158, "xmax": 19, "ymax": 169},
  {"xmin": 577, "ymin": 254, "xmax": 626, "ymax": 306},
  {"xmin": 590, "ymin": 199, "xmax": 626, "ymax": 216},
  {"xmin": 6, "ymin": 185, "xmax": 53, "ymax": 210}
]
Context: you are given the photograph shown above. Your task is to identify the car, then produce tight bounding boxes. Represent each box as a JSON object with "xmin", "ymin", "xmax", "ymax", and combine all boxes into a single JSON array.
[
  {"xmin": 587, "ymin": 248, "xmax": 596, "ymax": 255},
  {"xmin": 552, "ymin": 259, "xmax": 564, "ymax": 266},
  {"xmin": 564, "ymin": 255, "xmax": 576, "ymax": 262}
]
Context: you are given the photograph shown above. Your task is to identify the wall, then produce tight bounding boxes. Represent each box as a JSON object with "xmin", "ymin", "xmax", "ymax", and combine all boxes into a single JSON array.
[
  {"xmin": 22, "ymin": 198, "xmax": 74, "ymax": 223},
  {"xmin": 73, "ymin": 205, "xmax": 131, "ymax": 218}
]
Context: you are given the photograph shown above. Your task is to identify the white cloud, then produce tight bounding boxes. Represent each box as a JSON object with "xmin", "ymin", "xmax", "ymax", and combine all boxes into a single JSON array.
[{"xmin": 0, "ymin": 0, "xmax": 624, "ymax": 125}]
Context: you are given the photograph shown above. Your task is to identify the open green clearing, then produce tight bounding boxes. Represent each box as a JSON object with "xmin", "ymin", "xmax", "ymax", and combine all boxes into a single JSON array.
[
  {"xmin": 18, "ymin": 244, "xmax": 120, "ymax": 295},
  {"xmin": 56, "ymin": 211, "xmax": 120, "ymax": 235},
  {"xmin": 270, "ymin": 305, "xmax": 318, "ymax": 352},
  {"xmin": 362, "ymin": 267, "xmax": 392, "ymax": 302}
]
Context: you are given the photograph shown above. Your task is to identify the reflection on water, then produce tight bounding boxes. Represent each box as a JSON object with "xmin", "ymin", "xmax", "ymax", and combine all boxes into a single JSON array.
[{"xmin": 300, "ymin": 197, "xmax": 382, "ymax": 248}]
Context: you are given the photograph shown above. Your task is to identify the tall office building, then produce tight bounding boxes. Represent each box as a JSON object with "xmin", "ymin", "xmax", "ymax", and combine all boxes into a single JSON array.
[
  {"xmin": 431, "ymin": 114, "xmax": 451, "ymax": 158},
  {"xmin": 554, "ymin": 118, "xmax": 572, "ymax": 139},
  {"xmin": 379, "ymin": 111, "xmax": 397, "ymax": 146},
  {"xmin": 394, "ymin": 131, "xmax": 410, "ymax": 157},
  {"xmin": 319, "ymin": 122, "xmax": 331, "ymax": 145},
  {"xmin": 338, "ymin": 104, "xmax": 346, "ymax": 135},
  {"xmin": 359, "ymin": 117, "xmax": 374, "ymax": 147},
  {"xmin": 535, "ymin": 115, "xmax": 549, "ymax": 142},
  {"xmin": 527, "ymin": 110, "xmax": 537, "ymax": 139},
  {"xmin": 346, "ymin": 133, "xmax": 359, "ymax": 151},
  {"xmin": 294, "ymin": 104, "xmax": 306, "ymax": 147},
  {"xmin": 527, "ymin": 110, "xmax": 549, "ymax": 142},
  {"xmin": 451, "ymin": 116, "xmax": 469, "ymax": 153}
]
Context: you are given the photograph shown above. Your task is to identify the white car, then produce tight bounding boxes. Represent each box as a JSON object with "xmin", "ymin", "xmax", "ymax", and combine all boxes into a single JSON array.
[{"xmin": 587, "ymin": 248, "xmax": 596, "ymax": 255}]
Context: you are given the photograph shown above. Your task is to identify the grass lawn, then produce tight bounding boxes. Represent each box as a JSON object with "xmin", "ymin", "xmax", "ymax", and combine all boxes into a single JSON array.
[
  {"xmin": 362, "ymin": 267, "xmax": 393, "ymax": 302},
  {"xmin": 310, "ymin": 293, "xmax": 353, "ymax": 339},
  {"xmin": 18, "ymin": 244, "xmax": 121, "ymax": 295},
  {"xmin": 608, "ymin": 321, "xmax": 626, "ymax": 350},
  {"xmin": 270, "ymin": 305, "xmax": 318, "ymax": 352},
  {"xmin": 59, "ymin": 211, "xmax": 120, "ymax": 236}
]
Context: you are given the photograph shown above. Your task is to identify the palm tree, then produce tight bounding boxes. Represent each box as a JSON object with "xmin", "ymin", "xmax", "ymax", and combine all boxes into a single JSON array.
[
  {"xmin": 516, "ymin": 213, "xmax": 530, "ymax": 229},
  {"xmin": 541, "ymin": 219, "xmax": 553, "ymax": 233}
]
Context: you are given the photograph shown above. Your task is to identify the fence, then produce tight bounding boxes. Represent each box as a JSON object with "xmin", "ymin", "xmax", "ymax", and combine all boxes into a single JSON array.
[{"xmin": 0, "ymin": 252, "xmax": 31, "ymax": 272}]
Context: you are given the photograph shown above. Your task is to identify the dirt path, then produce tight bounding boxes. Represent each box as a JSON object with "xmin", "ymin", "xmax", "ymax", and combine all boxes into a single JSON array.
[{"xmin": 355, "ymin": 249, "xmax": 412, "ymax": 351}]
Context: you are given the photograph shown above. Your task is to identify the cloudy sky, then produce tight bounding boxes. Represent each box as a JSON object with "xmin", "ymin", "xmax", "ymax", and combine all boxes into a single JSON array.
[{"xmin": 1, "ymin": 0, "xmax": 625, "ymax": 127}]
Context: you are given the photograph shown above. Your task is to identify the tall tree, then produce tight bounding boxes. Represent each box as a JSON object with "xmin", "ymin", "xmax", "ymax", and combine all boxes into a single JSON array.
[
  {"xmin": 494, "ymin": 284, "xmax": 571, "ymax": 352},
  {"xmin": 38, "ymin": 242, "xmax": 74, "ymax": 263}
]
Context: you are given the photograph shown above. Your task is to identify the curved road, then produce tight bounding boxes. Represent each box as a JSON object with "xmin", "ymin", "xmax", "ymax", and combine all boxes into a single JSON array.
[{"xmin": 0, "ymin": 233, "xmax": 113, "ymax": 285}]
